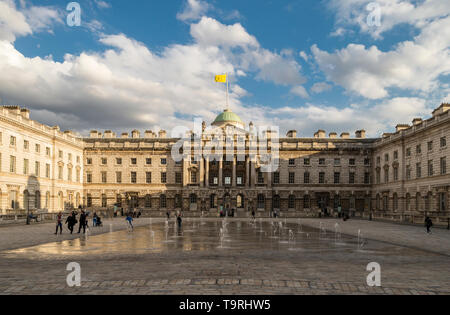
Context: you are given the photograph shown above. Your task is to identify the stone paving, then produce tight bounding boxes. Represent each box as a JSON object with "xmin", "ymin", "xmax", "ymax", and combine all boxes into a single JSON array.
[{"xmin": 0, "ymin": 218, "xmax": 449, "ymax": 295}]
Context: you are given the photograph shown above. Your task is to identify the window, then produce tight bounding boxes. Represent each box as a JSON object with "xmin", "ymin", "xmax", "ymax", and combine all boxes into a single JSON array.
[
  {"xmin": 102, "ymin": 194, "xmax": 107, "ymax": 208},
  {"xmin": 131, "ymin": 158, "xmax": 137, "ymax": 165},
  {"xmin": 273, "ymin": 195, "xmax": 280, "ymax": 209},
  {"xmin": 87, "ymin": 194, "xmax": 92, "ymax": 207},
  {"xmin": 10, "ymin": 136, "xmax": 16, "ymax": 146},
  {"xmin": 428, "ymin": 141, "xmax": 433, "ymax": 151},
  {"xmin": 161, "ymin": 172, "xmax": 167, "ymax": 183},
  {"xmin": 160, "ymin": 195, "xmax": 167, "ymax": 208},
  {"xmin": 190, "ymin": 194, "xmax": 197, "ymax": 205},
  {"xmin": 428, "ymin": 160, "xmax": 433, "ymax": 176},
  {"xmin": 349, "ymin": 159, "xmax": 356, "ymax": 166},
  {"xmin": 288, "ymin": 195, "xmax": 295, "ymax": 209},
  {"xmin": 76, "ymin": 169, "xmax": 80, "ymax": 183},
  {"xmin": 304, "ymin": 158, "xmax": 310, "ymax": 166},
  {"xmin": 35, "ymin": 144, "xmax": 40, "ymax": 153},
  {"xmin": 161, "ymin": 158, "xmax": 167, "ymax": 165},
  {"xmin": 440, "ymin": 137, "xmax": 446, "ymax": 148},
  {"xmin": 376, "ymin": 156, "xmax": 381, "ymax": 164},
  {"xmin": 319, "ymin": 172, "xmax": 325, "ymax": 184},
  {"xmin": 289, "ymin": 159, "xmax": 295, "ymax": 166},
  {"xmin": 237, "ymin": 175, "xmax": 243, "ymax": 185},
  {"xmin": 116, "ymin": 172, "xmax": 122, "ymax": 183},
  {"xmin": 258, "ymin": 172, "xmax": 264, "ymax": 184},
  {"xmin": 46, "ymin": 147, "xmax": 51, "ymax": 157},
  {"xmin": 86, "ymin": 158, "xmax": 92, "ymax": 165},
  {"xmin": 376, "ymin": 169, "xmax": 380, "ymax": 184},
  {"xmin": 406, "ymin": 165, "xmax": 411, "ymax": 180},
  {"xmin": 289, "ymin": 172, "xmax": 295, "ymax": 184},
  {"xmin": 334, "ymin": 158, "xmax": 341, "ymax": 166},
  {"xmin": 59, "ymin": 150, "xmax": 63, "ymax": 159},
  {"xmin": 101, "ymin": 171, "xmax": 107, "ymax": 183},
  {"xmin": 23, "ymin": 159, "xmax": 29, "ymax": 175},
  {"xmin": 175, "ymin": 195, "xmax": 182, "ymax": 208},
  {"xmin": 394, "ymin": 151, "xmax": 398, "ymax": 160},
  {"xmin": 319, "ymin": 158, "xmax": 326, "ymax": 165},
  {"xmin": 86, "ymin": 172, "xmax": 92, "ymax": 183},
  {"xmin": 439, "ymin": 193, "xmax": 446, "ymax": 211},
  {"xmin": 175, "ymin": 172, "xmax": 182, "ymax": 184},
  {"xmin": 257, "ymin": 194, "xmax": 265, "ymax": 209},
  {"xmin": 145, "ymin": 195, "xmax": 152, "ymax": 208},
  {"xmin": 303, "ymin": 195, "xmax": 311, "ymax": 209},
  {"xmin": 116, "ymin": 158, "xmax": 122, "ymax": 165},
  {"xmin": 384, "ymin": 154, "xmax": 389, "ymax": 162},
  {"xmin": 68, "ymin": 168, "xmax": 72, "ymax": 182},
  {"xmin": 384, "ymin": 168, "xmax": 389, "ymax": 183},
  {"xmin": 191, "ymin": 172, "xmax": 197, "ymax": 183},
  {"xmin": 334, "ymin": 172, "xmax": 340, "ymax": 184},
  {"xmin": 68, "ymin": 153, "xmax": 72, "ymax": 161},
  {"xmin": 236, "ymin": 195, "xmax": 243, "ymax": 208},
  {"xmin": 131, "ymin": 172, "xmax": 137, "ymax": 183},
  {"xmin": 101, "ymin": 158, "xmax": 107, "ymax": 165},
  {"xmin": 416, "ymin": 144, "xmax": 422, "ymax": 154},
  {"xmin": 304, "ymin": 172, "xmax": 310, "ymax": 184},
  {"xmin": 146, "ymin": 158, "xmax": 152, "ymax": 165},
  {"xmin": 394, "ymin": 167, "xmax": 398, "ymax": 181},
  {"xmin": 146, "ymin": 172, "xmax": 152, "ymax": 184},
  {"xmin": 364, "ymin": 158, "xmax": 370, "ymax": 166},
  {"xmin": 416, "ymin": 163, "xmax": 422, "ymax": 178},
  {"xmin": 349, "ymin": 172, "xmax": 355, "ymax": 184},
  {"xmin": 76, "ymin": 156, "xmax": 80, "ymax": 164},
  {"xmin": 10, "ymin": 156, "xmax": 16, "ymax": 173},
  {"xmin": 406, "ymin": 148, "xmax": 411, "ymax": 157},
  {"xmin": 224, "ymin": 176, "xmax": 231, "ymax": 185},
  {"xmin": 441, "ymin": 157, "xmax": 447, "ymax": 175},
  {"xmin": 46, "ymin": 164, "xmax": 50, "ymax": 178},
  {"xmin": 273, "ymin": 172, "xmax": 280, "ymax": 184},
  {"xmin": 393, "ymin": 194, "xmax": 398, "ymax": 211},
  {"xmin": 210, "ymin": 194, "xmax": 217, "ymax": 209},
  {"xmin": 364, "ymin": 172, "xmax": 370, "ymax": 184},
  {"xmin": 58, "ymin": 166, "xmax": 63, "ymax": 180}
]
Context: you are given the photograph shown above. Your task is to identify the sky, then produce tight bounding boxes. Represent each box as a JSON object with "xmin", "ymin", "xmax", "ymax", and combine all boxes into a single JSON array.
[{"xmin": 0, "ymin": 0, "xmax": 449, "ymax": 137}]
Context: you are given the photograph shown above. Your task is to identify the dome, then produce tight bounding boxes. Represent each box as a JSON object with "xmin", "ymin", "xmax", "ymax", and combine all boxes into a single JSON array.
[{"xmin": 212, "ymin": 109, "xmax": 244, "ymax": 128}]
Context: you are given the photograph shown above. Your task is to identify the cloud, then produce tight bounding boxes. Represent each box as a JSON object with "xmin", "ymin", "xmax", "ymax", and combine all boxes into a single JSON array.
[
  {"xmin": 0, "ymin": 0, "xmax": 31, "ymax": 42},
  {"xmin": 312, "ymin": 15, "xmax": 450, "ymax": 99},
  {"xmin": 290, "ymin": 86, "xmax": 309, "ymax": 99},
  {"xmin": 328, "ymin": 0, "xmax": 450, "ymax": 39},
  {"xmin": 23, "ymin": 5, "xmax": 63, "ymax": 34},
  {"xmin": 95, "ymin": 0, "xmax": 111, "ymax": 9},
  {"xmin": 177, "ymin": 0, "xmax": 211, "ymax": 22},
  {"xmin": 311, "ymin": 82, "xmax": 332, "ymax": 94}
]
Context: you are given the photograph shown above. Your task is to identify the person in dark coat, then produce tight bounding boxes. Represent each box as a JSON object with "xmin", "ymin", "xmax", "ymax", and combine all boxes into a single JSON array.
[
  {"xmin": 425, "ymin": 217, "xmax": 433, "ymax": 234},
  {"xmin": 177, "ymin": 214, "xmax": 182, "ymax": 229},
  {"xmin": 66, "ymin": 212, "xmax": 77, "ymax": 234},
  {"xmin": 78, "ymin": 210, "xmax": 87, "ymax": 234}
]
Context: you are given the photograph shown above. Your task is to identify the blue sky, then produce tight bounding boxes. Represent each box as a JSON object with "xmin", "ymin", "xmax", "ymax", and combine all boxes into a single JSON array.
[{"xmin": 0, "ymin": 0, "xmax": 449, "ymax": 137}]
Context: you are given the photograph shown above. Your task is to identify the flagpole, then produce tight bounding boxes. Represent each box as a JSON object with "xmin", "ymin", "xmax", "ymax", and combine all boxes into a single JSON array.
[{"xmin": 226, "ymin": 72, "xmax": 229, "ymax": 110}]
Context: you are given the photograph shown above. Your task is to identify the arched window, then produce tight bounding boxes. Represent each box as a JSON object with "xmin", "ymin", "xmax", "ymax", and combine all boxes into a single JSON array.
[
  {"xmin": 145, "ymin": 195, "xmax": 152, "ymax": 208},
  {"xmin": 257, "ymin": 194, "xmax": 265, "ymax": 209},
  {"xmin": 303, "ymin": 195, "xmax": 311, "ymax": 209},
  {"xmin": 288, "ymin": 195, "xmax": 295, "ymax": 209},
  {"xmin": 236, "ymin": 194, "xmax": 243, "ymax": 208},
  {"xmin": 175, "ymin": 194, "xmax": 182, "ymax": 208},
  {"xmin": 160, "ymin": 195, "xmax": 167, "ymax": 208},
  {"xmin": 35, "ymin": 191, "xmax": 41, "ymax": 209},
  {"xmin": 273, "ymin": 195, "xmax": 280, "ymax": 209}
]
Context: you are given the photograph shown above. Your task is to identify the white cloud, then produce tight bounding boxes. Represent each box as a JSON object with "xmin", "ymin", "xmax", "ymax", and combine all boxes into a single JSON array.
[
  {"xmin": 95, "ymin": 0, "xmax": 111, "ymax": 9},
  {"xmin": 290, "ymin": 86, "xmax": 309, "ymax": 99},
  {"xmin": 328, "ymin": 0, "xmax": 450, "ymax": 39},
  {"xmin": 0, "ymin": 0, "xmax": 31, "ymax": 42},
  {"xmin": 23, "ymin": 5, "xmax": 63, "ymax": 34},
  {"xmin": 177, "ymin": 0, "xmax": 211, "ymax": 22},
  {"xmin": 312, "ymin": 15, "xmax": 450, "ymax": 99},
  {"xmin": 311, "ymin": 82, "xmax": 332, "ymax": 94}
]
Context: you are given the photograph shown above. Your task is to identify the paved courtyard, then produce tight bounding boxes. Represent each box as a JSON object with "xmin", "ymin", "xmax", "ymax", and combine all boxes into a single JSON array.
[{"xmin": 0, "ymin": 217, "xmax": 449, "ymax": 295}]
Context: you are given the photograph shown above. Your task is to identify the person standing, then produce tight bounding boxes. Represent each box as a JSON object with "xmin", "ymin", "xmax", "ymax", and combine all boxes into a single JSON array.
[
  {"xmin": 126, "ymin": 214, "xmax": 134, "ymax": 231},
  {"xmin": 78, "ymin": 210, "xmax": 87, "ymax": 234},
  {"xmin": 66, "ymin": 212, "xmax": 77, "ymax": 234},
  {"xmin": 177, "ymin": 214, "xmax": 182, "ymax": 229},
  {"xmin": 425, "ymin": 217, "xmax": 433, "ymax": 234},
  {"xmin": 54, "ymin": 212, "xmax": 63, "ymax": 235}
]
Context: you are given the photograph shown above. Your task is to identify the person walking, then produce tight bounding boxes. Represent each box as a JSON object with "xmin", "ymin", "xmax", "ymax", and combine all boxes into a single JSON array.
[
  {"xmin": 177, "ymin": 214, "xmax": 183, "ymax": 229},
  {"xmin": 252, "ymin": 209, "xmax": 256, "ymax": 220},
  {"xmin": 66, "ymin": 212, "xmax": 77, "ymax": 234},
  {"xmin": 78, "ymin": 210, "xmax": 87, "ymax": 234},
  {"xmin": 126, "ymin": 214, "xmax": 134, "ymax": 231},
  {"xmin": 54, "ymin": 212, "xmax": 63, "ymax": 235},
  {"xmin": 425, "ymin": 217, "xmax": 433, "ymax": 234},
  {"xmin": 93, "ymin": 213, "xmax": 98, "ymax": 227}
]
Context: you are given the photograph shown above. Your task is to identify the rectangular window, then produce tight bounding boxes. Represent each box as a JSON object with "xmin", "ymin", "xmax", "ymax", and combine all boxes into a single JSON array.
[
  {"xmin": 440, "ymin": 137, "xmax": 446, "ymax": 148},
  {"xmin": 76, "ymin": 169, "xmax": 80, "ymax": 182},
  {"xmin": 273, "ymin": 172, "xmax": 280, "ymax": 184},
  {"xmin": 35, "ymin": 161, "xmax": 40, "ymax": 177},
  {"xmin": 10, "ymin": 136, "xmax": 16, "ymax": 146},
  {"xmin": 101, "ymin": 171, "xmax": 107, "ymax": 183},
  {"xmin": 289, "ymin": 159, "xmax": 295, "ymax": 166},
  {"xmin": 364, "ymin": 172, "xmax": 370, "ymax": 184},
  {"xmin": 349, "ymin": 159, "xmax": 356, "ymax": 166},
  {"xmin": 23, "ymin": 159, "xmax": 29, "ymax": 175},
  {"xmin": 116, "ymin": 172, "xmax": 122, "ymax": 183},
  {"xmin": 428, "ymin": 160, "xmax": 433, "ymax": 176},
  {"xmin": 394, "ymin": 167, "xmax": 398, "ymax": 181},
  {"xmin": 406, "ymin": 148, "xmax": 411, "ymax": 157},
  {"xmin": 190, "ymin": 172, "xmax": 197, "ymax": 183},
  {"xmin": 86, "ymin": 158, "xmax": 92, "ymax": 165},
  {"xmin": 59, "ymin": 150, "xmax": 63, "ymax": 159},
  {"xmin": 46, "ymin": 164, "xmax": 50, "ymax": 178},
  {"xmin": 86, "ymin": 172, "xmax": 92, "ymax": 183},
  {"xmin": 304, "ymin": 172, "xmax": 310, "ymax": 184},
  {"xmin": 175, "ymin": 172, "xmax": 182, "ymax": 184},
  {"xmin": 258, "ymin": 172, "xmax": 264, "ymax": 184},
  {"xmin": 146, "ymin": 172, "xmax": 152, "ymax": 184},
  {"xmin": 146, "ymin": 158, "xmax": 152, "ymax": 165},
  {"xmin": 384, "ymin": 154, "xmax": 389, "ymax": 162},
  {"xmin": 349, "ymin": 172, "xmax": 355, "ymax": 184},
  {"xmin": 224, "ymin": 176, "xmax": 231, "ymax": 185},
  {"xmin": 428, "ymin": 141, "xmax": 433, "ymax": 151},
  {"xmin": 441, "ymin": 157, "xmax": 447, "ymax": 175},
  {"xmin": 23, "ymin": 140, "xmax": 29, "ymax": 150},
  {"xmin": 161, "ymin": 172, "xmax": 167, "ymax": 183},
  {"xmin": 131, "ymin": 172, "xmax": 137, "ymax": 183},
  {"xmin": 384, "ymin": 168, "xmax": 389, "ymax": 183},
  {"xmin": 334, "ymin": 172, "xmax": 340, "ymax": 184},
  {"xmin": 131, "ymin": 158, "xmax": 137, "ymax": 165},
  {"xmin": 416, "ymin": 163, "xmax": 422, "ymax": 178},
  {"xmin": 58, "ymin": 165, "xmax": 63, "ymax": 180},
  {"xmin": 68, "ymin": 153, "xmax": 72, "ymax": 161},
  {"xmin": 364, "ymin": 158, "xmax": 370, "ymax": 166},
  {"xmin": 46, "ymin": 147, "xmax": 51, "ymax": 157},
  {"xmin": 319, "ymin": 158, "xmax": 326, "ymax": 166},
  {"xmin": 161, "ymin": 158, "xmax": 167, "ymax": 165},
  {"xmin": 68, "ymin": 168, "xmax": 72, "ymax": 181},
  {"xmin": 394, "ymin": 151, "xmax": 398, "ymax": 160},
  {"xmin": 319, "ymin": 172, "xmax": 325, "ymax": 184},
  {"xmin": 334, "ymin": 158, "xmax": 341, "ymax": 166},
  {"xmin": 406, "ymin": 166, "xmax": 411, "ymax": 180},
  {"xmin": 237, "ymin": 176, "xmax": 243, "ymax": 185},
  {"xmin": 10, "ymin": 156, "xmax": 16, "ymax": 173},
  {"xmin": 35, "ymin": 144, "xmax": 40, "ymax": 153},
  {"xmin": 116, "ymin": 158, "xmax": 122, "ymax": 165},
  {"xmin": 376, "ymin": 156, "xmax": 381, "ymax": 164},
  {"xmin": 416, "ymin": 144, "xmax": 422, "ymax": 154},
  {"xmin": 289, "ymin": 172, "xmax": 295, "ymax": 184},
  {"xmin": 304, "ymin": 158, "xmax": 310, "ymax": 166},
  {"xmin": 101, "ymin": 158, "xmax": 107, "ymax": 165}
]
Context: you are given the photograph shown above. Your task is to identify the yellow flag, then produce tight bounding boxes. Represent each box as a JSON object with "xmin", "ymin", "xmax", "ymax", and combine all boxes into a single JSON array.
[{"xmin": 215, "ymin": 74, "xmax": 227, "ymax": 83}]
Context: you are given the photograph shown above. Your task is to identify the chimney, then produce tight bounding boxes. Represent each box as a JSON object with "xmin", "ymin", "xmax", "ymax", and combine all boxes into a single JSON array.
[
  {"xmin": 90, "ymin": 130, "xmax": 99, "ymax": 138},
  {"xmin": 432, "ymin": 103, "xmax": 450, "ymax": 117},
  {"xmin": 20, "ymin": 109, "xmax": 30, "ymax": 119},
  {"xmin": 329, "ymin": 132, "xmax": 337, "ymax": 139},
  {"xmin": 382, "ymin": 133, "xmax": 393, "ymax": 138},
  {"xmin": 104, "ymin": 130, "xmax": 115, "ymax": 138},
  {"xmin": 340, "ymin": 132, "xmax": 350, "ymax": 139},
  {"xmin": 144, "ymin": 131, "xmax": 154, "ymax": 139},
  {"xmin": 159, "ymin": 130, "xmax": 167, "ymax": 138},
  {"xmin": 131, "ymin": 130, "xmax": 140, "ymax": 139},
  {"xmin": 395, "ymin": 124, "xmax": 409, "ymax": 132},
  {"xmin": 286, "ymin": 130, "xmax": 297, "ymax": 138},
  {"xmin": 121, "ymin": 132, "xmax": 129, "ymax": 139},
  {"xmin": 412, "ymin": 118, "xmax": 423, "ymax": 126},
  {"xmin": 355, "ymin": 130, "xmax": 366, "ymax": 139},
  {"xmin": 314, "ymin": 130, "xmax": 326, "ymax": 138}
]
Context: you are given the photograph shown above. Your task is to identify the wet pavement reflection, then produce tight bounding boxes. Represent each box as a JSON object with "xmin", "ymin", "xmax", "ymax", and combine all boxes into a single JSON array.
[{"xmin": 3, "ymin": 219, "xmax": 419, "ymax": 259}]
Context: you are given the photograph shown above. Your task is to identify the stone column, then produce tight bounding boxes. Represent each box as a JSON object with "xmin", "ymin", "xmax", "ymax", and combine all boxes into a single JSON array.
[
  {"xmin": 246, "ymin": 156, "xmax": 250, "ymax": 188},
  {"xmin": 205, "ymin": 157, "xmax": 210, "ymax": 188},
  {"xmin": 219, "ymin": 158, "xmax": 223, "ymax": 187},
  {"xmin": 251, "ymin": 158, "xmax": 256, "ymax": 188},
  {"xmin": 199, "ymin": 157, "xmax": 204, "ymax": 187},
  {"xmin": 232, "ymin": 156, "xmax": 237, "ymax": 187},
  {"xmin": 183, "ymin": 158, "xmax": 188, "ymax": 187}
]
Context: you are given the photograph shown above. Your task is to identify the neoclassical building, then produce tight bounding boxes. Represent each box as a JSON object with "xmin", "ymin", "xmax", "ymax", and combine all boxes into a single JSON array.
[{"xmin": 1, "ymin": 104, "xmax": 449, "ymax": 225}]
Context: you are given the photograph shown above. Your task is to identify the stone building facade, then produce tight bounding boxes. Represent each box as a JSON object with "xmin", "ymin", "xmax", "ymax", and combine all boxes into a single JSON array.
[{"xmin": 1, "ymin": 104, "xmax": 449, "ymax": 225}]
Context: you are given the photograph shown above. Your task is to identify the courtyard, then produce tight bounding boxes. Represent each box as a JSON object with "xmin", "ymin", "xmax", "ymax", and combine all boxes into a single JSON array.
[{"xmin": 0, "ymin": 217, "xmax": 449, "ymax": 295}]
